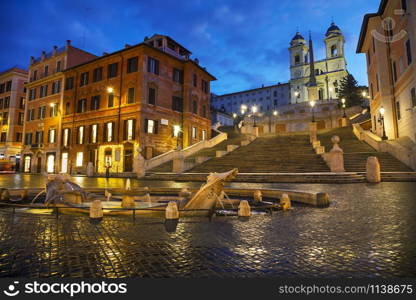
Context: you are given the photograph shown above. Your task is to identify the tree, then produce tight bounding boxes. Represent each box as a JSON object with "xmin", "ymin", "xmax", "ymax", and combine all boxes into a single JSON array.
[{"xmin": 337, "ymin": 73, "xmax": 366, "ymax": 107}]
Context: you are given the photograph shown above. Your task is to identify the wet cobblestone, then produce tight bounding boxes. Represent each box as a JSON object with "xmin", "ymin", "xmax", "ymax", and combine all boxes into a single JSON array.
[{"xmin": 0, "ymin": 181, "xmax": 416, "ymax": 278}]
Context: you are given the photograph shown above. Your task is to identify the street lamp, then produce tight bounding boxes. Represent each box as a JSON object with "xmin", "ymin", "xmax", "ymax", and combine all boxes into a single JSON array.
[
  {"xmin": 341, "ymin": 98, "xmax": 347, "ymax": 117},
  {"xmin": 232, "ymin": 113, "xmax": 237, "ymax": 119},
  {"xmin": 294, "ymin": 91, "xmax": 300, "ymax": 103},
  {"xmin": 362, "ymin": 91, "xmax": 367, "ymax": 98},
  {"xmin": 310, "ymin": 100, "xmax": 316, "ymax": 122},
  {"xmin": 379, "ymin": 107, "xmax": 388, "ymax": 140},
  {"xmin": 240, "ymin": 104, "xmax": 247, "ymax": 115},
  {"xmin": 251, "ymin": 105, "xmax": 257, "ymax": 127},
  {"xmin": 107, "ymin": 87, "xmax": 114, "ymax": 94}
]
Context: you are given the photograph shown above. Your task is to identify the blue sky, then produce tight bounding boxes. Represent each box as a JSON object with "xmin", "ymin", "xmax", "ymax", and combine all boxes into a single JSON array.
[{"xmin": 0, "ymin": 0, "xmax": 380, "ymax": 95}]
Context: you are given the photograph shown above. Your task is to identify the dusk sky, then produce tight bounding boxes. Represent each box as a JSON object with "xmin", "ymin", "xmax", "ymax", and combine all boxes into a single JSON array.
[{"xmin": 0, "ymin": 0, "xmax": 380, "ymax": 95}]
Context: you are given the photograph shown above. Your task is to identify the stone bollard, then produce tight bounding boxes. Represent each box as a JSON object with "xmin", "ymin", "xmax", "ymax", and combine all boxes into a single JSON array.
[
  {"xmin": 328, "ymin": 135, "xmax": 345, "ymax": 172},
  {"xmin": 238, "ymin": 200, "xmax": 251, "ymax": 217},
  {"xmin": 125, "ymin": 178, "xmax": 131, "ymax": 191},
  {"xmin": 253, "ymin": 190, "xmax": 262, "ymax": 203},
  {"xmin": 89, "ymin": 200, "xmax": 103, "ymax": 223},
  {"xmin": 280, "ymin": 193, "xmax": 291, "ymax": 211},
  {"xmin": 86, "ymin": 162, "xmax": 94, "ymax": 177},
  {"xmin": 309, "ymin": 122, "xmax": 317, "ymax": 143},
  {"xmin": 122, "ymin": 195, "xmax": 135, "ymax": 208},
  {"xmin": 316, "ymin": 192, "xmax": 330, "ymax": 208},
  {"xmin": 366, "ymin": 156, "xmax": 381, "ymax": 183},
  {"xmin": 165, "ymin": 201, "xmax": 179, "ymax": 220},
  {"xmin": 172, "ymin": 150, "xmax": 185, "ymax": 173}
]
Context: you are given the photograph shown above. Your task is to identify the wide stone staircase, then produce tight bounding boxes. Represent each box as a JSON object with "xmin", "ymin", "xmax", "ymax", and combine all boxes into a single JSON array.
[
  {"xmin": 148, "ymin": 127, "xmax": 246, "ymax": 173},
  {"xmin": 318, "ymin": 126, "xmax": 416, "ymax": 181}
]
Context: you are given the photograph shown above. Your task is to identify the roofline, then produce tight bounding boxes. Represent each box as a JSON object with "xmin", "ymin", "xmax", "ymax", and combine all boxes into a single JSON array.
[
  {"xmin": 213, "ymin": 82, "xmax": 290, "ymax": 98},
  {"xmin": 0, "ymin": 66, "xmax": 28, "ymax": 77},
  {"xmin": 356, "ymin": 0, "xmax": 388, "ymax": 53},
  {"xmin": 64, "ymin": 42, "xmax": 216, "ymax": 80}
]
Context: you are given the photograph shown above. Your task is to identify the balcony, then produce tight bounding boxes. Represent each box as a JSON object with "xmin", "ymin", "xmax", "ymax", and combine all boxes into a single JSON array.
[{"xmin": 31, "ymin": 143, "xmax": 44, "ymax": 149}]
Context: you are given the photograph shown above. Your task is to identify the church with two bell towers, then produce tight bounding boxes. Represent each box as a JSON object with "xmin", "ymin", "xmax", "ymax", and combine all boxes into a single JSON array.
[{"xmin": 289, "ymin": 22, "xmax": 348, "ymax": 104}]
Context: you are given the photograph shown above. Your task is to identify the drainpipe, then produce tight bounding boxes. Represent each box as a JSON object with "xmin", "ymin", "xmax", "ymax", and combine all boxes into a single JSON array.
[{"xmin": 117, "ymin": 54, "xmax": 124, "ymax": 144}]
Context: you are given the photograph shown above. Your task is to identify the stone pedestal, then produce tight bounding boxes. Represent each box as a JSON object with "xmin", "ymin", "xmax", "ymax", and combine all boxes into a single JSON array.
[
  {"xmin": 90, "ymin": 200, "xmax": 103, "ymax": 219},
  {"xmin": 312, "ymin": 140, "xmax": 321, "ymax": 148},
  {"xmin": 133, "ymin": 153, "xmax": 145, "ymax": 178},
  {"xmin": 316, "ymin": 193, "xmax": 330, "ymax": 208},
  {"xmin": 309, "ymin": 122, "xmax": 317, "ymax": 143},
  {"xmin": 86, "ymin": 162, "xmax": 94, "ymax": 177},
  {"xmin": 253, "ymin": 190, "xmax": 262, "ymax": 203},
  {"xmin": 165, "ymin": 201, "xmax": 179, "ymax": 219},
  {"xmin": 238, "ymin": 200, "xmax": 251, "ymax": 217},
  {"xmin": 315, "ymin": 146, "xmax": 325, "ymax": 155},
  {"xmin": 366, "ymin": 156, "xmax": 381, "ymax": 183},
  {"xmin": 252, "ymin": 126, "xmax": 259, "ymax": 137},
  {"xmin": 327, "ymin": 136, "xmax": 345, "ymax": 172},
  {"xmin": 172, "ymin": 151, "xmax": 185, "ymax": 173},
  {"xmin": 280, "ymin": 193, "xmax": 291, "ymax": 211}
]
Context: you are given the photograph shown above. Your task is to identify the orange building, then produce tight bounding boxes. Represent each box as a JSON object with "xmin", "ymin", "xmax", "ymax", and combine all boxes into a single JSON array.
[
  {"xmin": 0, "ymin": 67, "xmax": 27, "ymax": 170},
  {"xmin": 357, "ymin": 0, "xmax": 416, "ymax": 142},
  {"xmin": 61, "ymin": 35, "xmax": 215, "ymax": 175},
  {"xmin": 22, "ymin": 41, "xmax": 96, "ymax": 173}
]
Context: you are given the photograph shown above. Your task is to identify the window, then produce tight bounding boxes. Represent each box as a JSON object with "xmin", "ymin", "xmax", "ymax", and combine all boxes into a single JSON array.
[
  {"xmin": 172, "ymin": 96, "xmax": 183, "ymax": 112},
  {"xmin": 77, "ymin": 98, "xmax": 87, "ymax": 113},
  {"xmin": 44, "ymin": 65, "xmax": 49, "ymax": 77},
  {"xmin": 65, "ymin": 102, "xmax": 70, "ymax": 115},
  {"xmin": 370, "ymin": 83, "xmax": 374, "ymax": 99},
  {"xmin": 46, "ymin": 154, "xmax": 55, "ymax": 173},
  {"xmin": 48, "ymin": 129, "xmax": 56, "ymax": 143},
  {"xmin": 35, "ymin": 131, "xmax": 43, "ymax": 144},
  {"xmin": 331, "ymin": 45, "xmax": 337, "ymax": 56},
  {"xmin": 5, "ymin": 81, "xmax": 12, "ymax": 91},
  {"xmin": 39, "ymin": 85, "xmax": 48, "ymax": 97},
  {"xmin": 396, "ymin": 101, "xmax": 401, "ymax": 120},
  {"xmin": 16, "ymin": 132, "xmax": 22, "ymax": 142},
  {"xmin": 77, "ymin": 126, "xmax": 85, "ymax": 144},
  {"xmin": 145, "ymin": 119, "xmax": 158, "ymax": 134},
  {"xmin": 104, "ymin": 122, "xmax": 114, "ymax": 142},
  {"xmin": 108, "ymin": 63, "xmax": 118, "ymax": 78},
  {"xmin": 61, "ymin": 153, "xmax": 68, "ymax": 173},
  {"xmin": 148, "ymin": 87, "xmax": 156, "ymax": 105},
  {"xmin": 392, "ymin": 61, "xmax": 398, "ymax": 82},
  {"xmin": 201, "ymin": 80, "xmax": 208, "ymax": 93},
  {"xmin": 51, "ymin": 80, "xmax": 61, "ymax": 94},
  {"xmin": 295, "ymin": 54, "xmax": 300, "ymax": 64},
  {"xmin": 80, "ymin": 72, "xmax": 89, "ymax": 86},
  {"xmin": 193, "ymin": 74, "xmax": 197, "ymax": 87},
  {"xmin": 18, "ymin": 112, "xmax": 24, "ymax": 125},
  {"xmin": 38, "ymin": 106, "xmax": 46, "ymax": 119},
  {"xmin": 33, "ymin": 70, "xmax": 37, "ymax": 81},
  {"xmin": 173, "ymin": 68, "xmax": 183, "ymax": 83},
  {"xmin": 76, "ymin": 152, "xmax": 83, "ymax": 167},
  {"xmin": 372, "ymin": 37, "xmax": 376, "ymax": 53},
  {"xmin": 147, "ymin": 57, "xmax": 159, "ymax": 75},
  {"xmin": 402, "ymin": 0, "xmax": 407, "ymax": 11},
  {"xmin": 108, "ymin": 94, "xmax": 114, "ymax": 108},
  {"xmin": 24, "ymin": 155, "xmax": 31, "ymax": 172},
  {"xmin": 50, "ymin": 103, "xmax": 58, "ymax": 117},
  {"xmin": 91, "ymin": 95, "xmax": 100, "ymax": 110},
  {"xmin": 202, "ymin": 105, "xmax": 207, "ymax": 118},
  {"xmin": 192, "ymin": 100, "xmax": 198, "ymax": 114},
  {"xmin": 192, "ymin": 126, "xmax": 197, "ymax": 139},
  {"xmin": 202, "ymin": 130, "xmax": 207, "ymax": 141},
  {"xmin": 406, "ymin": 40, "xmax": 412, "ymax": 66},
  {"xmin": 1, "ymin": 112, "xmax": 8, "ymax": 125},
  {"xmin": 0, "ymin": 132, "xmax": 6, "ymax": 142},
  {"xmin": 124, "ymin": 119, "xmax": 135, "ymax": 140},
  {"xmin": 411, "ymin": 88, "xmax": 416, "ymax": 107},
  {"xmin": 56, "ymin": 61, "xmax": 61, "ymax": 72},
  {"xmin": 127, "ymin": 56, "xmax": 138, "ymax": 73},
  {"xmin": 25, "ymin": 133, "xmax": 32, "ymax": 145},
  {"xmin": 19, "ymin": 97, "xmax": 25, "ymax": 109},
  {"xmin": 127, "ymin": 87, "xmax": 135, "ymax": 104},
  {"xmin": 90, "ymin": 124, "xmax": 98, "ymax": 143},
  {"xmin": 4, "ymin": 97, "xmax": 9, "ymax": 108},
  {"xmin": 93, "ymin": 67, "xmax": 103, "ymax": 82},
  {"xmin": 65, "ymin": 77, "xmax": 74, "ymax": 90},
  {"xmin": 63, "ymin": 128, "xmax": 70, "ymax": 147},
  {"xmin": 367, "ymin": 50, "xmax": 371, "ymax": 66},
  {"xmin": 27, "ymin": 109, "xmax": 35, "ymax": 121}
]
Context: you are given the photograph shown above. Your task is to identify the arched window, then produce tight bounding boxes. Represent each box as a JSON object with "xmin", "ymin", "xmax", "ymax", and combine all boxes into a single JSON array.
[
  {"xmin": 294, "ymin": 54, "xmax": 300, "ymax": 64},
  {"xmin": 192, "ymin": 100, "xmax": 198, "ymax": 114},
  {"xmin": 331, "ymin": 45, "xmax": 338, "ymax": 57}
]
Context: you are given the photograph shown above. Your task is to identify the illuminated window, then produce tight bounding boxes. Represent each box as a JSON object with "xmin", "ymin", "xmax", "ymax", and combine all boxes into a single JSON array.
[
  {"xmin": 127, "ymin": 119, "xmax": 134, "ymax": 140},
  {"xmin": 46, "ymin": 154, "xmax": 55, "ymax": 173},
  {"xmin": 24, "ymin": 156, "xmax": 31, "ymax": 173},
  {"xmin": 202, "ymin": 130, "xmax": 207, "ymax": 140},
  {"xmin": 192, "ymin": 127, "xmax": 197, "ymax": 139},
  {"xmin": 49, "ymin": 129, "xmax": 56, "ymax": 143},
  {"xmin": 106, "ymin": 122, "xmax": 113, "ymax": 142},
  {"xmin": 91, "ymin": 124, "xmax": 98, "ymax": 143},
  {"xmin": 147, "ymin": 120, "xmax": 155, "ymax": 134},
  {"xmin": 63, "ymin": 128, "xmax": 69, "ymax": 147},
  {"xmin": 61, "ymin": 153, "xmax": 68, "ymax": 173},
  {"xmin": 78, "ymin": 126, "xmax": 85, "ymax": 144},
  {"xmin": 76, "ymin": 152, "xmax": 83, "ymax": 167}
]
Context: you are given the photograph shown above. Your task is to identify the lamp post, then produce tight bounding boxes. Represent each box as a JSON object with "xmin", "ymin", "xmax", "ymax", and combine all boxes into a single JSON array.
[
  {"xmin": 251, "ymin": 105, "xmax": 257, "ymax": 127},
  {"xmin": 294, "ymin": 91, "xmax": 300, "ymax": 103},
  {"xmin": 341, "ymin": 98, "xmax": 347, "ymax": 118},
  {"xmin": 310, "ymin": 100, "xmax": 316, "ymax": 122},
  {"xmin": 379, "ymin": 107, "xmax": 388, "ymax": 140}
]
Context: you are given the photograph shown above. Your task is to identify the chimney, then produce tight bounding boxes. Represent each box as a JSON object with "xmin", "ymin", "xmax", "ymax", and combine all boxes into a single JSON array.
[
  {"xmin": 144, "ymin": 36, "xmax": 149, "ymax": 41},
  {"xmin": 30, "ymin": 56, "xmax": 35, "ymax": 65},
  {"xmin": 53, "ymin": 45, "xmax": 58, "ymax": 56},
  {"xmin": 102, "ymin": 52, "xmax": 108, "ymax": 56},
  {"xmin": 194, "ymin": 58, "xmax": 199, "ymax": 65},
  {"xmin": 125, "ymin": 44, "xmax": 131, "ymax": 48},
  {"xmin": 41, "ymin": 51, "xmax": 46, "ymax": 61},
  {"xmin": 66, "ymin": 40, "xmax": 71, "ymax": 49}
]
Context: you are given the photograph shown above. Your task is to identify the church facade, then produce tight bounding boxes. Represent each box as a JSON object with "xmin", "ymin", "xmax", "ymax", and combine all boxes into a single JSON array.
[{"xmin": 289, "ymin": 23, "xmax": 348, "ymax": 104}]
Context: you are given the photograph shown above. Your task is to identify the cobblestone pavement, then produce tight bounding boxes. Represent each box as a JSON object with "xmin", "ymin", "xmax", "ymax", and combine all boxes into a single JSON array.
[{"xmin": 0, "ymin": 181, "xmax": 415, "ymax": 278}]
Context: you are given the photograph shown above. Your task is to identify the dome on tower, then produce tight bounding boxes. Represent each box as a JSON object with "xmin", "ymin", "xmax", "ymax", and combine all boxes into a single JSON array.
[
  {"xmin": 325, "ymin": 22, "xmax": 342, "ymax": 37},
  {"xmin": 290, "ymin": 32, "xmax": 306, "ymax": 46}
]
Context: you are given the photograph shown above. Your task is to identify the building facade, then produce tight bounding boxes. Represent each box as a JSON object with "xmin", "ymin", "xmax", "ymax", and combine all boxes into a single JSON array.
[
  {"xmin": 59, "ymin": 34, "xmax": 214, "ymax": 175},
  {"xmin": 357, "ymin": 0, "xmax": 416, "ymax": 143},
  {"xmin": 0, "ymin": 67, "xmax": 27, "ymax": 169},
  {"xmin": 289, "ymin": 23, "xmax": 348, "ymax": 104},
  {"xmin": 21, "ymin": 41, "xmax": 97, "ymax": 173},
  {"xmin": 211, "ymin": 83, "xmax": 290, "ymax": 115}
]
